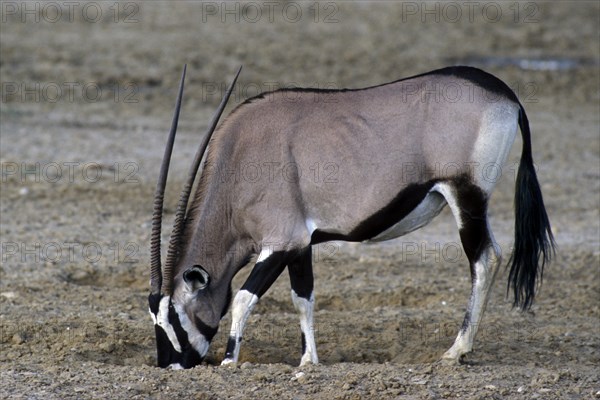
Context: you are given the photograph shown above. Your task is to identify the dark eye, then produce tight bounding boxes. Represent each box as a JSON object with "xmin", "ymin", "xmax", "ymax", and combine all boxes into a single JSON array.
[{"xmin": 183, "ymin": 265, "xmax": 210, "ymax": 291}]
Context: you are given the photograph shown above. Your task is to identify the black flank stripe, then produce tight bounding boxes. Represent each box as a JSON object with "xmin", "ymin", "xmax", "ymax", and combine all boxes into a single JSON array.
[{"xmin": 311, "ymin": 181, "xmax": 436, "ymax": 244}]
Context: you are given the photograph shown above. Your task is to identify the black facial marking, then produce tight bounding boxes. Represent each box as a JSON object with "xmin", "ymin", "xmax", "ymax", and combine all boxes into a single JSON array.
[
  {"xmin": 193, "ymin": 314, "xmax": 219, "ymax": 343},
  {"xmin": 154, "ymin": 324, "xmax": 177, "ymax": 368},
  {"xmin": 181, "ymin": 343, "xmax": 203, "ymax": 368},
  {"xmin": 148, "ymin": 293, "xmax": 203, "ymax": 369},
  {"xmin": 148, "ymin": 293, "xmax": 161, "ymax": 315},
  {"xmin": 168, "ymin": 302, "xmax": 190, "ymax": 351}
]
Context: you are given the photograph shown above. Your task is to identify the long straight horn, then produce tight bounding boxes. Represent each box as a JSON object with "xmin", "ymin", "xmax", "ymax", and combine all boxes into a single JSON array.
[
  {"xmin": 150, "ymin": 65, "xmax": 187, "ymax": 295},
  {"xmin": 161, "ymin": 66, "xmax": 242, "ymax": 296}
]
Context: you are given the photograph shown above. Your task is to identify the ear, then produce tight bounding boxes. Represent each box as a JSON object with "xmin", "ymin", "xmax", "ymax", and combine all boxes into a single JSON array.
[{"xmin": 183, "ymin": 265, "xmax": 210, "ymax": 292}]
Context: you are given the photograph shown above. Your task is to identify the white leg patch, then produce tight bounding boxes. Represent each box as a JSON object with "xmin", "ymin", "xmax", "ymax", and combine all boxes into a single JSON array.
[
  {"xmin": 305, "ymin": 218, "xmax": 318, "ymax": 236},
  {"xmin": 442, "ymin": 245, "xmax": 500, "ymax": 364},
  {"xmin": 291, "ymin": 290, "xmax": 318, "ymax": 366},
  {"xmin": 222, "ymin": 289, "xmax": 259, "ymax": 365},
  {"xmin": 433, "ymin": 182, "xmax": 463, "ymax": 230},
  {"xmin": 256, "ymin": 247, "xmax": 273, "ymax": 263}
]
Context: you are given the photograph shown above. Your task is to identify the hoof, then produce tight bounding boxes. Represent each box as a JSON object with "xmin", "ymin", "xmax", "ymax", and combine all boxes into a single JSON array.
[
  {"xmin": 440, "ymin": 348, "xmax": 467, "ymax": 366},
  {"xmin": 221, "ymin": 358, "xmax": 237, "ymax": 367},
  {"xmin": 439, "ymin": 355, "xmax": 461, "ymax": 366},
  {"xmin": 298, "ymin": 360, "xmax": 318, "ymax": 368},
  {"xmin": 299, "ymin": 353, "xmax": 319, "ymax": 367}
]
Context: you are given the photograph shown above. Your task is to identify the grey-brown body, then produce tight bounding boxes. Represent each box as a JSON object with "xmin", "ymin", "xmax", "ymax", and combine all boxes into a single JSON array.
[
  {"xmin": 186, "ymin": 72, "xmax": 516, "ymax": 248},
  {"xmin": 149, "ymin": 66, "xmax": 554, "ymax": 369}
]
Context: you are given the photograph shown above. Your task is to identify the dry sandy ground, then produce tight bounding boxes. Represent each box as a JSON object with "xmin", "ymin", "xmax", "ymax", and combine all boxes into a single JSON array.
[{"xmin": 1, "ymin": 1, "xmax": 599, "ymax": 399}]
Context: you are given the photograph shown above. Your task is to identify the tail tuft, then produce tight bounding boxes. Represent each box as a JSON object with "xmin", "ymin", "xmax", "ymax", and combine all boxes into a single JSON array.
[{"xmin": 507, "ymin": 106, "xmax": 556, "ymax": 310}]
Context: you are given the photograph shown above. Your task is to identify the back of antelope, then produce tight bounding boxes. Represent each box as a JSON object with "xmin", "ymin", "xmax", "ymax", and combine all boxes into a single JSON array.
[{"xmin": 148, "ymin": 65, "xmax": 555, "ymax": 369}]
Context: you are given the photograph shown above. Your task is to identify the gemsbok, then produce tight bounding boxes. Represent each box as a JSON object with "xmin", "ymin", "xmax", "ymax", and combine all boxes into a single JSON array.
[{"xmin": 148, "ymin": 65, "xmax": 555, "ymax": 369}]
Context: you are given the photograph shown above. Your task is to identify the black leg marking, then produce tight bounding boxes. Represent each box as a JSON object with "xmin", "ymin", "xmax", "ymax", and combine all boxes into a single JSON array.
[
  {"xmin": 224, "ymin": 336, "xmax": 238, "ymax": 360},
  {"xmin": 301, "ymin": 332, "xmax": 307, "ymax": 355},
  {"xmin": 287, "ymin": 247, "xmax": 313, "ymax": 299},
  {"xmin": 454, "ymin": 181, "xmax": 490, "ymax": 334},
  {"xmin": 241, "ymin": 251, "xmax": 290, "ymax": 296},
  {"xmin": 222, "ymin": 250, "xmax": 292, "ymax": 365},
  {"xmin": 288, "ymin": 247, "xmax": 318, "ymax": 365},
  {"xmin": 440, "ymin": 178, "xmax": 501, "ymax": 364},
  {"xmin": 455, "ymin": 181, "xmax": 490, "ymax": 267}
]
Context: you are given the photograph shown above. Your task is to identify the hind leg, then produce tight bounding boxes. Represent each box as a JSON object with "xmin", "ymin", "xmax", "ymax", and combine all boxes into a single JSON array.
[
  {"xmin": 434, "ymin": 182, "xmax": 502, "ymax": 364},
  {"xmin": 442, "ymin": 236, "xmax": 501, "ymax": 363},
  {"xmin": 287, "ymin": 247, "xmax": 318, "ymax": 366}
]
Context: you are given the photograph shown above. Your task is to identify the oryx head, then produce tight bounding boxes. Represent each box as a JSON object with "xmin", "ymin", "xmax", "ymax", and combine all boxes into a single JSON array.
[{"xmin": 148, "ymin": 65, "xmax": 241, "ymax": 369}]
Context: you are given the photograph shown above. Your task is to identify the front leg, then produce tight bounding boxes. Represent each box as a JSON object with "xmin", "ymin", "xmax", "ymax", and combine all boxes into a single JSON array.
[
  {"xmin": 221, "ymin": 289, "xmax": 259, "ymax": 365},
  {"xmin": 288, "ymin": 247, "xmax": 318, "ymax": 366},
  {"xmin": 221, "ymin": 250, "xmax": 288, "ymax": 365}
]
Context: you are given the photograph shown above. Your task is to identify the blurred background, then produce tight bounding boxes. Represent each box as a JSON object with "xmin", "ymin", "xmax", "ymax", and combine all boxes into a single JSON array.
[{"xmin": 1, "ymin": 1, "xmax": 597, "ymax": 121}]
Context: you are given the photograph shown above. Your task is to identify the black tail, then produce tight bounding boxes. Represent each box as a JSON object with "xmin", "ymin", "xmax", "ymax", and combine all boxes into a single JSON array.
[{"xmin": 507, "ymin": 105, "xmax": 556, "ymax": 310}]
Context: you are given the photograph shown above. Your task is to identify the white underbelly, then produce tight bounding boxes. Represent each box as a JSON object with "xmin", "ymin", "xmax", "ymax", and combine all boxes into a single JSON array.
[{"xmin": 365, "ymin": 190, "xmax": 447, "ymax": 243}]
